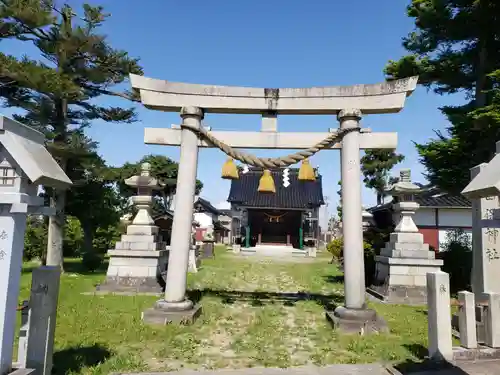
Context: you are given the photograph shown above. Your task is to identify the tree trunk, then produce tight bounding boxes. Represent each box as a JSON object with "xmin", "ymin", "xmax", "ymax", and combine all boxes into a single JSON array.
[
  {"xmin": 475, "ymin": 42, "xmax": 488, "ymax": 108},
  {"xmin": 376, "ymin": 192, "xmax": 383, "ymax": 205},
  {"xmin": 46, "ymin": 188, "xmax": 66, "ymax": 271},
  {"xmin": 46, "ymin": 97, "xmax": 69, "ymax": 272},
  {"xmin": 82, "ymin": 223, "xmax": 94, "ymax": 255}
]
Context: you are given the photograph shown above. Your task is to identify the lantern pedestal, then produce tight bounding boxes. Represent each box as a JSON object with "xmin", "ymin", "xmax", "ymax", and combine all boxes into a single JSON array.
[
  {"xmin": 369, "ymin": 222, "xmax": 443, "ymax": 305},
  {"xmin": 368, "ymin": 170, "xmax": 443, "ymax": 305}
]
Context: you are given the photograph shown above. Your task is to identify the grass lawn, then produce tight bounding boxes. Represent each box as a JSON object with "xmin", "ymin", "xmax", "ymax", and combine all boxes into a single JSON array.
[{"xmin": 17, "ymin": 247, "xmax": 430, "ymax": 374}]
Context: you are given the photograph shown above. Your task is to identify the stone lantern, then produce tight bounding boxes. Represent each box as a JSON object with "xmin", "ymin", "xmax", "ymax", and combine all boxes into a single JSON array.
[
  {"xmin": 0, "ymin": 116, "xmax": 72, "ymax": 375},
  {"xmin": 368, "ymin": 169, "xmax": 443, "ymax": 305},
  {"xmin": 98, "ymin": 163, "xmax": 169, "ymax": 294},
  {"xmin": 387, "ymin": 169, "xmax": 420, "ymax": 233}
]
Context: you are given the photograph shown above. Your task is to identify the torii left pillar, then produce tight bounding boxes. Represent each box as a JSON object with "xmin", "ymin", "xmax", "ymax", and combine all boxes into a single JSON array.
[
  {"xmin": 326, "ymin": 109, "xmax": 388, "ymax": 334},
  {"xmin": 142, "ymin": 106, "xmax": 203, "ymax": 325}
]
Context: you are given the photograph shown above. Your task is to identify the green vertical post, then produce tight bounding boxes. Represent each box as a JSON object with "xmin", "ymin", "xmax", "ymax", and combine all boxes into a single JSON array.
[
  {"xmin": 245, "ymin": 226, "xmax": 250, "ymax": 248},
  {"xmin": 299, "ymin": 227, "xmax": 303, "ymax": 250}
]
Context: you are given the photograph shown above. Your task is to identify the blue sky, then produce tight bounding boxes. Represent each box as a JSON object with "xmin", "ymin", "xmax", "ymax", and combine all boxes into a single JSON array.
[{"xmin": 1, "ymin": 0, "xmax": 464, "ymax": 219}]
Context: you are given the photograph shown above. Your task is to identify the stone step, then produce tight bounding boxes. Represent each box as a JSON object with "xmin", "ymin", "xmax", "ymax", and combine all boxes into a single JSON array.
[{"xmin": 240, "ymin": 247, "xmax": 308, "ymax": 257}]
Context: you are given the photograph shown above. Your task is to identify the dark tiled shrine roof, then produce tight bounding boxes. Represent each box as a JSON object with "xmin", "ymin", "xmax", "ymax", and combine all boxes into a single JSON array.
[
  {"xmin": 227, "ymin": 168, "xmax": 324, "ymax": 209},
  {"xmin": 412, "ymin": 185, "xmax": 471, "ymax": 208},
  {"xmin": 195, "ymin": 197, "xmax": 221, "ymax": 215},
  {"xmin": 368, "ymin": 186, "xmax": 471, "ymax": 213},
  {"xmin": 416, "ymin": 193, "xmax": 471, "ymax": 208}
]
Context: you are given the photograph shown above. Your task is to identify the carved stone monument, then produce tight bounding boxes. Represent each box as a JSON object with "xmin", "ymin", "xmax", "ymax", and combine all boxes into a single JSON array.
[
  {"xmin": 427, "ymin": 271, "xmax": 453, "ymax": 361},
  {"xmin": 25, "ymin": 267, "xmax": 61, "ymax": 375},
  {"xmin": 0, "ymin": 116, "xmax": 72, "ymax": 375},
  {"xmin": 98, "ymin": 163, "xmax": 169, "ymax": 294},
  {"xmin": 462, "ymin": 141, "xmax": 500, "ymax": 301},
  {"xmin": 369, "ymin": 169, "xmax": 443, "ymax": 304}
]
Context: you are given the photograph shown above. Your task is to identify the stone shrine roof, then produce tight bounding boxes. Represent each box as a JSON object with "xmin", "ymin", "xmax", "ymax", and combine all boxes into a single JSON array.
[
  {"xmin": 0, "ymin": 115, "xmax": 72, "ymax": 190},
  {"xmin": 227, "ymin": 168, "xmax": 324, "ymax": 209}
]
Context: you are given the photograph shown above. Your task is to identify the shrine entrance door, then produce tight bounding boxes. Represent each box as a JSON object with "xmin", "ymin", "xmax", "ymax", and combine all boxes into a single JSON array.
[{"xmin": 248, "ymin": 209, "xmax": 302, "ymax": 248}]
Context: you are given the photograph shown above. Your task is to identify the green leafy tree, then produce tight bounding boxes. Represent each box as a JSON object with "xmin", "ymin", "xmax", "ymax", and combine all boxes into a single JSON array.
[
  {"xmin": 63, "ymin": 216, "xmax": 83, "ymax": 257},
  {"xmin": 385, "ymin": 0, "xmax": 500, "ymax": 193},
  {"xmin": 0, "ymin": 0, "xmax": 142, "ymax": 269},
  {"xmin": 361, "ymin": 150, "xmax": 404, "ymax": 205},
  {"xmin": 65, "ymin": 150, "xmax": 122, "ymax": 257},
  {"xmin": 336, "ymin": 180, "xmax": 342, "ymax": 220},
  {"xmin": 111, "ymin": 154, "xmax": 204, "ymax": 216},
  {"xmin": 24, "ymin": 216, "xmax": 47, "ymax": 261},
  {"xmin": 24, "ymin": 215, "xmax": 84, "ymax": 262}
]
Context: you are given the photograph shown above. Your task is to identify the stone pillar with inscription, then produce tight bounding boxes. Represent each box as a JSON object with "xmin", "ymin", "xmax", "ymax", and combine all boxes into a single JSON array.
[
  {"xmin": 427, "ymin": 271, "xmax": 453, "ymax": 361},
  {"xmin": 25, "ymin": 266, "xmax": 61, "ymax": 375},
  {"xmin": 462, "ymin": 141, "xmax": 500, "ymax": 301},
  {"xmin": 0, "ymin": 115, "xmax": 71, "ymax": 375},
  {"xmin": 469, "ymin": 164, "xmax": 500, "ymax": 300},
  {"xmin": 0, "ymin": 208, "xmax": 28, "ymax": 375}
]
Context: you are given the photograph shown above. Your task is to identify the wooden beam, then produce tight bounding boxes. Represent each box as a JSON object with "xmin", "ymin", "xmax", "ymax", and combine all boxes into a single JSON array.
[{"xmin": 144, "ymin": 128, "xmax": 397, "ymax": 150}]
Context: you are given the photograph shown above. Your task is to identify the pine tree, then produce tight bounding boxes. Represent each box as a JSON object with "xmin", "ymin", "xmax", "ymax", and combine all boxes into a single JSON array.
[
  {"xmin": 385, "ymin": 0, "xmax": 500, "ymax": 193},
  {"xmin": 0, "ymin": 0, "xmax": 142, "ymax": 269},
  {"xmin": 361, "ymin": 150, "xmax": 404, "ymax": 205}
]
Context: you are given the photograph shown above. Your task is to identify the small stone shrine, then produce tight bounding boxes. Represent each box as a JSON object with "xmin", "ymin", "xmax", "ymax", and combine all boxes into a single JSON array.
[
  {"xmin": 187, "ymin": 223, "xmax": 201, "ymax": 272},
  {"xmin": 0, "ymin": 116, "xmax": 72, "ymax": 375},
  {"xmin": 369, "ymin": 169, "xmax": 443, "ymax": 304},
  {"xmin": 98, "ymin": 163, "xmax": 169, "ymax": 294}
]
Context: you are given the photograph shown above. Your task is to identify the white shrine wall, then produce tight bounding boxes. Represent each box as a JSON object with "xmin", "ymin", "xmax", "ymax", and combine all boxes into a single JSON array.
[
  {"xmin": 390, "ymin": 206, "xmax": 472, "ymax": 251},
  {"xmin": 413, "ymin": 209, "xmax": 437, "ymax": 227},
  {"xmin": 193, "ymin": 212, "xmax": 214, "ymax": 228},
  {"xmin": 438, "ymin": 208, "xmax": 472, "ymax": 228}
]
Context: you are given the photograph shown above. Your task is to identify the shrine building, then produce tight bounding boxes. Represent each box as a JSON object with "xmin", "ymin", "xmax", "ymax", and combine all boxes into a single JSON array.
[{"xmin": 227, "ymin": 167, "xmax": 323, "ymax": 251}]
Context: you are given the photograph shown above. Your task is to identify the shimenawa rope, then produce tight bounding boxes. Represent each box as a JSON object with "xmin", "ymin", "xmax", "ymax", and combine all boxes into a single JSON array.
[{"xmin": 180, "ymin": 123, "xmax": 358, "ymax": 168}]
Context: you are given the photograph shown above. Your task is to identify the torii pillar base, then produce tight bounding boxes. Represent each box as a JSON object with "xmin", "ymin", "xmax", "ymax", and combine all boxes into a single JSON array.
[
  {"xmin": 326, "ymin": 306, "xmax": 388, "ymax": 335},
  {"xmin": 142, "ymin": 300, "xmax": 202, "ymax": 325}
]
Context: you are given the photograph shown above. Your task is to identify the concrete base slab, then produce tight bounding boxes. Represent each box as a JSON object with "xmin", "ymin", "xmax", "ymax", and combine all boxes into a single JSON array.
[
  {"xmin": 240, "ymin": 246, "xmax": 309, "ymax": 258},
  {"xmin": 8, "ymin": 369, "xmax": 35, "ymax": 375},
  {"xmin": 142, "ymin": 303, "xmax": 202, "ymax": 325},
  {"xmin": 97, "ymin": 276, "xmax": 164, "ymax": 294},
  {"xmin": 116, "ymin": 364, "xmax": 395, "ymax": 375},
  {"xmin": 82, "ymin": 290, "xmax": 161, "ymax": 296},
  {"xmin": 367, "ymin": 284, "xmax": 428, "ymax": 305},
  {"xmin": 326, "ymin": 306, "xmax": 389, "ymax": 335},
  {"xmin": 453, "ymin": 345, "xmax": 500, "ymax": 361}
]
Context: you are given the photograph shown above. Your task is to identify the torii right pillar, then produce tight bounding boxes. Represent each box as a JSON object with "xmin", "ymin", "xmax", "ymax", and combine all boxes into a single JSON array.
[{"xmin": 326, "ymin": 108, "xmax": 388, "ymax": 334}]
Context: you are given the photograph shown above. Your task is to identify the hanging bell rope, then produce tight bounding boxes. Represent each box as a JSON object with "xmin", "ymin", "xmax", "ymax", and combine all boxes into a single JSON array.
[
  {"xmin": 298, "ymin": 159, "xmax": 316, "ymax": 181},
  {"xmin": 221, "ymin": 157, "xmax": 239, "ymax": 179},
  {"xmin": 180, "ymin": 122, "xmax": 358, "ymax": 169},
  {"xmin": 258, "ymin": 169, "xmax": 276, "ymax": 193}
]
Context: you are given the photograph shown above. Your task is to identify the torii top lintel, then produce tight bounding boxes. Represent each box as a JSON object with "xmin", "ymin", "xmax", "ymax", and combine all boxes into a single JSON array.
[{"xmin": 130, "ymin": 74, "xmax": 418, "ymax": 115}]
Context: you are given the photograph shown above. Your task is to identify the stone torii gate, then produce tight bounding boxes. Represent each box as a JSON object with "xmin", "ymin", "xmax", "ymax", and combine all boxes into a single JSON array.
[{"xmin": 131, "ymin": 74, "xmax": 418, "ymax": 332}]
